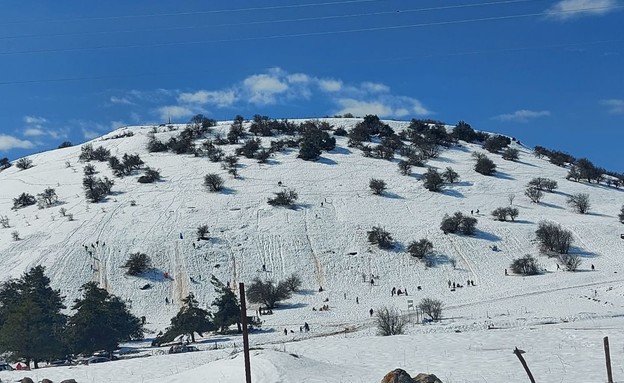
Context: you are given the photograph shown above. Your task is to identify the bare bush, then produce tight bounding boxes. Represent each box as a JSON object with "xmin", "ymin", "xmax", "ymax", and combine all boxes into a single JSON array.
[
  {"xmin": 419, "ymin": 298, "xmax": 443, "ymax": 321},
  {"xmin": 525, "ymin": 186, "xmax": 543, "ymax": 203},
  {"xmin": 561, "ymin": 254, "xmax": 581, "ymax": 272},
  {"xmin": 535, "ymin": 221, "xmax": 573, "ymax": 255},
  {"xmin": 15, "ymin": 158, "xmax": 34, "ymax": 170},
  {"xmin": 283, "ymin": 274, "xmax": 302, "ymax": 293},
  {"xmin": 375, "ymin": 306, "xmax": 406, "ymax": 336},
  {"xmin": 567, "ymin": 193, "xmax": 590, "ymax": 214},
  {"xmin": 442, "ymin": 167, "xmax": 459, "ymax": 183},
  {"xmin": 246, "ymin": 278, "xmax": 292, "ymax": 309}
]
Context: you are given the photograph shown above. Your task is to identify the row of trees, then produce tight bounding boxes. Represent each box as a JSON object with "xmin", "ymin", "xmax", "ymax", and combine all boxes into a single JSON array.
[
  {"xmin": 153, "ymin": 275, "xmax": 302, "ymax": 346},
  {"xmin": 0, "ymin": 266, "xmax": 264, "ymax": 365},
  {"xmin": 0, "ymin": 267, "xmax": 142, "ymax": 367},
  {"xmin": 535, "ymin": 145, "xmax": 623, "ymax": 187}
]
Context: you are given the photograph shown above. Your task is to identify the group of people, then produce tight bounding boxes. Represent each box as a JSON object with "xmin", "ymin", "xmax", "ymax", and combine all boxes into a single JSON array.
[
  {"xmin": 312, "ymin": 304, "xmax": 330, "ymax": 311},
  {"xmin": 391, "ymin": 287, "xmax": 408, "ymax": 296},
  {"xmin": 448, "ymin": 280, "xmax": 475, "ymax": 289},
  {"xmin": 285, "ymin": 322, "xmax": 310, "ymax": 335}
]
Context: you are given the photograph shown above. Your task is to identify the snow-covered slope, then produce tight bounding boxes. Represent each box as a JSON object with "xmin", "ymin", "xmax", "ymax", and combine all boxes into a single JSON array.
[{"xmin": 1, "ymin": 118, "xmax": 623, "ymax": 382}]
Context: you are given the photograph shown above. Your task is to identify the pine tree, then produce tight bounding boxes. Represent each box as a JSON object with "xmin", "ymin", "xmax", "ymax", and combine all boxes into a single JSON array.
[
  {"xmin": 67, "ymin": 282, "xmax": 142, "ymax": 355},
  {"xmin": 163, "ymin": 293, "xmax": 213, "ymax": 342},
  {"xmin": 0, "ymin": 266, "xmax": 67, "ymax": 368},
  {"xmin": 211, "ymin": 276, "xmax": 241, "ymax": 333}
]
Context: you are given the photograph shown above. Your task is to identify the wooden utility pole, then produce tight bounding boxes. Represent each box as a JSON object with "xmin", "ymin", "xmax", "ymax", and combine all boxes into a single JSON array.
[
  {"xmin": 604, "ymin": 336, "xmax": 614, "ymax": 383},
  {"xmin": 239, "ymin": 282, "xmax": 252, "ymax": 383},
  {"xmin": 513, "ymin": 347, "xmax": 535, "ymax": 383}
]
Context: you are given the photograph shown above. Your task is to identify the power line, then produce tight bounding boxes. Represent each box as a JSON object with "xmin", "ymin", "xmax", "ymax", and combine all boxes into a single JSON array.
[
  {"xmin": 0, "ymin": 38, "xmax": 621, "ymax": 86},
  {"xmin": 0, "ymin": 0, "xmax": 542, "ymax": 41},
  {"xmin": 1, "ymin": 5, "xmax": 622, "ymax": 57},
  {"xmin": 0, "ymin": 0, "xmax": 384, "ymax": 26}
]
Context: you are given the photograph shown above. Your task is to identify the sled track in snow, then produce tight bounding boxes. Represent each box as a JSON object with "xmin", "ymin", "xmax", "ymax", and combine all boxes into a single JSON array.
[{"xmin": 304, "ymin": 209, "xmax": 325, "ymax": 289}]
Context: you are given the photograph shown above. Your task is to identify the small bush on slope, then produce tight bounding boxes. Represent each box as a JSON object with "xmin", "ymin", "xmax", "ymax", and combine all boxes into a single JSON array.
[
  {"xmin": 440, "ymin": 212, "xmax": 477, "ymax": 235},
  {"xmin": 204, "ymin": 173, "xmax": 225, "ymax": 192},
  {"xmin": 511, "ymin": 255, "xmax": 539, "ymax": 275},
  {"xmin": 369, "ymin": 178, "xmax": 387, "ymax": 195},
  {"xmin": 268, "ymin": 189, "xmax": 298, "ymax": 207},
  {"xmin": 375, "ymin": 307, "xmax": 406, "ymax": 336},
  {"xmin": 122, "ymin": 252, "xmax": 151, "ymax": 276},
  {"xmin": 368, "ymin": 226, "xmax": 393, "ymax": 249},
  {"xmin": 15, "ymin": 158, "xmax": 34, "ymax": 170}
]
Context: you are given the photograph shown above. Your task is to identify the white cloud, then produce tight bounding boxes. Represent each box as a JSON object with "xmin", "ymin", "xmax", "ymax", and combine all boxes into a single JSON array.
[
  {"xmin": 361, "ymin": 82, "xmax": 390, "ymax": 93},
  {"xmin": 120, "ymin": 68, "xmax": 432, "ymax": 121},
  {"xmin": 157, "ymin": 105, "xmax": 195, "ymax": 121},
  {"xmin": 401, "ymin": 97, "xmax": 431, "ymax": 116},
  {"xmin": 242, "ymin": 74, "xmax": 289, "ymax": 105},
  {"xmin": 334, "ymin": 96, "xmax": 431, "ymax": 118},
  {"xmin": 110, "ymin": 96, "xmax": 134, "ymax": 105},
  {"xmin": 127, "ymin": 89, "xmax": 175, "ymax": 103},
  {"xmin": 23, "ymin": 128, "xmax": 46, "ymax": 137},
  {"xmin": 335, "ymin": 99, "xmax": 393, "ymax": 117},
  {"xmin": 601, "ymin": 99, "xmax": 624, "ymax": 114},
  {"xmin": 0, "ymin": 135, "xmax": 34, "ymax": 151},
  {"xmin": 178, "ymin": 90, "xmax": 237, "ymax": 107},
  {"xmin": 23, "ymin": 116, "xmax": 47, "ymax": 125},
  {"xmin": 20, "ymin": 115, "xmax": 68, "ymax": 140},
  {"xmin": 545, "ymin": 0, "xmax": 619, "ymax": 20},
  {"xmin": 318, "ymin": 79, "xmax": 343, "ymax": 93},
  {"xmin": 493, "ymin": 110, "xmax": 551, "ymax": 122},
  {"xmin": 287, "ymin": 73, "xmax": 310, "ymax": 84}
]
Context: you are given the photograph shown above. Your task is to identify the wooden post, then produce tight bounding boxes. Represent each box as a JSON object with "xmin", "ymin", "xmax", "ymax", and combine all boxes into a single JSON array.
[
  {"xmin": 604, "ymin": 336, "xmax": 614, "ymax": 383},
  {"xmin": 513, "ymin": 347, "xmax": 535, "ymax": 383},
  {"xmin": 239, "ymin": 282, "xmax": 252, "ymax": 383}
]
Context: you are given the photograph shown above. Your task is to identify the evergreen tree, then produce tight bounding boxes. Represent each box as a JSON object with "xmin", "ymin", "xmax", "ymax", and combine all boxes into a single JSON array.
[
  {"xmin": 474, "ymin": 155, "xmax": 496, "ymax": 176},
  {"xmin": 423, "ymin": 168, "xmax": 444, "ymax": 192},
  {"xmin": 211, "ymin": 276, "xmax": 241, "ymax": 333},
  {"xmin": 0, "ymin": 266, "xmax": 67, "ymax": 368},
  {"xmin": 298, "ymin": 140, "xmax": 322, "ymax": 161},
  {"xmin": 160, "ymin": 293, "xmax": 213, "ymax": 343},
  {"xmin": 67, "ymin": 282, "xmax": 142, "ymax": 355}
]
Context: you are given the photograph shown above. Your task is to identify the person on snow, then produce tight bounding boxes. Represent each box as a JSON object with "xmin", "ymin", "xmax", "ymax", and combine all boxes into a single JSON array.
[
  {"xmin": 369, "ymin": 308, "xmax": 374, "ymax": 317},
  {"xmin": 304, "ymin": 322, "xmax": 310, "ymax": 332}
]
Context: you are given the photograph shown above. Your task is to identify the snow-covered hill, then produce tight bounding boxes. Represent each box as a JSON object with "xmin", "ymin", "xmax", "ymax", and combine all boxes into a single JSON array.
[{"xmin": 1, "ymin": 118, "xmax": 623, "ymax": 382}]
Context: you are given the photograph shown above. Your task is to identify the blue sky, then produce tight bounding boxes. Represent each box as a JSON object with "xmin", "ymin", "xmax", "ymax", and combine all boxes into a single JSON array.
[{"xmin": 0, "ymin": 0, "xmax": 622, "ymax": 171}]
